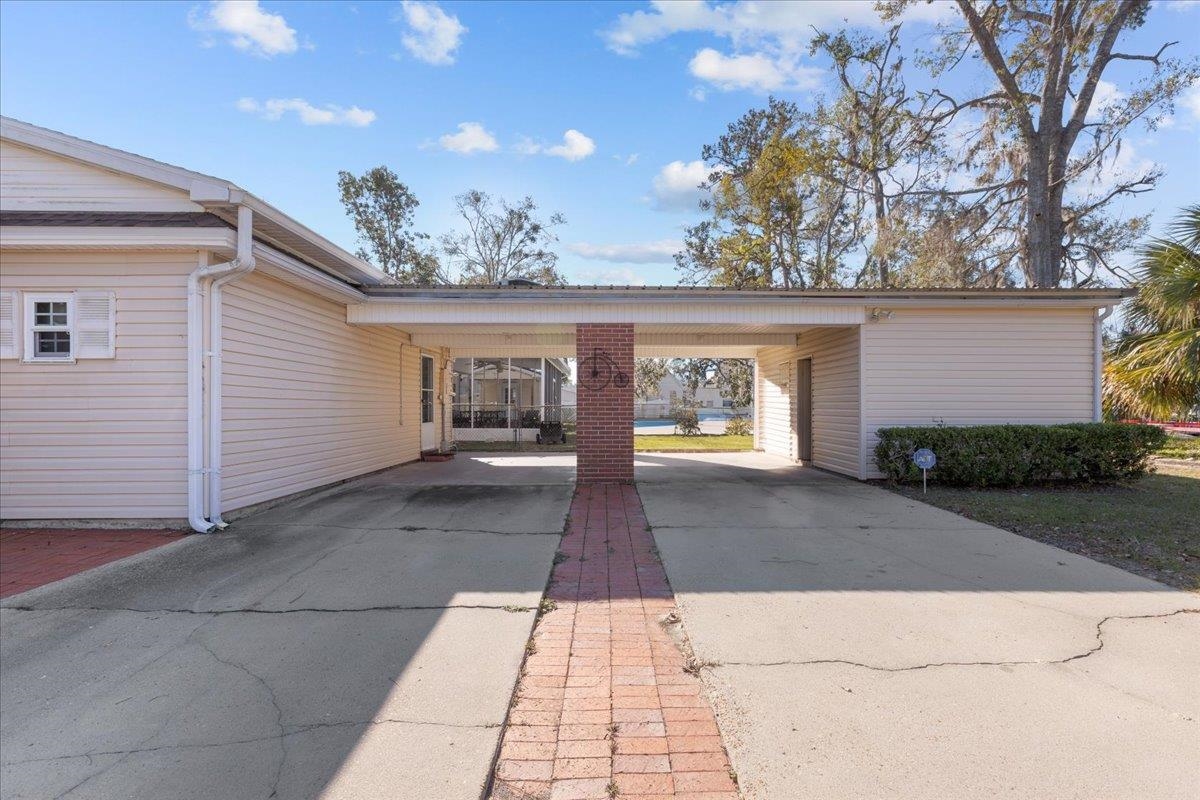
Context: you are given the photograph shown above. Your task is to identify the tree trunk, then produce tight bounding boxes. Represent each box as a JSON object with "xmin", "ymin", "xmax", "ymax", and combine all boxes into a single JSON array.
[
  {"xmin": 871, "ymin": 171, "xmax": 890, "ymax": 287},
  {"xmin": 1024, "ymin": 145, "xmax": 1062, "ymax": 287}
]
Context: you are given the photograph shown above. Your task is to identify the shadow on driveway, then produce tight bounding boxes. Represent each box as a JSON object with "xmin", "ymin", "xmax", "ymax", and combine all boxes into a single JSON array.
[{"xmin": 0, "ymin": 457, "xmax": 574, "ymax": 800}]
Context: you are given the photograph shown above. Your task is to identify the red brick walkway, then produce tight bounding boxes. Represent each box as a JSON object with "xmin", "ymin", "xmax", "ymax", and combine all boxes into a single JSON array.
[
  {"xmin": 0, "ymin": 529, "xmax": 180, "ymax": 599},
  {"xmin": 491, "ymin": 484, "xmax": 738, "ymax": 800}
]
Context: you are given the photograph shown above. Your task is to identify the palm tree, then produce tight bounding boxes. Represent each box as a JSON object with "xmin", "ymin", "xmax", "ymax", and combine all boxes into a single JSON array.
[{"xmin": 1103, "ymin": 205, "xmax": 1200, "ymax": 420}]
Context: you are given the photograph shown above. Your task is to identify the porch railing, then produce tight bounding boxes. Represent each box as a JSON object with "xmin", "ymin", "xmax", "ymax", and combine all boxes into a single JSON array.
[{"xmin": 451, "ymin": 403, "xmax": 577, "ymax": 429}]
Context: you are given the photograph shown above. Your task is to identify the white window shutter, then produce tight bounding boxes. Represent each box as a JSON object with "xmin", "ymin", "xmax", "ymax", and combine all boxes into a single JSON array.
[
  {"xmin": 0, "ymin": 291, "xmax": 17, "ymax": 359},
  {"xmin": 75, "ymin": 291, "xmax": 116, "ymax": 358}
]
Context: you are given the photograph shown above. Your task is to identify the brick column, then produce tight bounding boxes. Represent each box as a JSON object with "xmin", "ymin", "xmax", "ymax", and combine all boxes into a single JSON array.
[{"xmin": 575, "ymin": 323, "xmax": 634, "ymax": 483}]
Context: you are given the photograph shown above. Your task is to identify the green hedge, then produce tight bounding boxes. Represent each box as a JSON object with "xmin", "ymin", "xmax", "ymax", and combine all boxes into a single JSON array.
[{"xmin": 874, "ymin": 423, "xmax": 1168, "ymax": 487}]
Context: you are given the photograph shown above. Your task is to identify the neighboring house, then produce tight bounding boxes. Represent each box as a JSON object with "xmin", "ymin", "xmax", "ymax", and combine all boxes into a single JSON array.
[
  {"xmin": 0, "ymin": 117, "xmax": 1131, "ymax": 524},
  {"xmin": 635, "ymin": 373, "xmax": 737, "ymax": 419}
]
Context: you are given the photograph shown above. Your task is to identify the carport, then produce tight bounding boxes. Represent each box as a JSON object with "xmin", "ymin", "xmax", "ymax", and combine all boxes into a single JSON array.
[{"xmin": 348, "ymin": 286, "xmax": 1127, "ymax": 483}]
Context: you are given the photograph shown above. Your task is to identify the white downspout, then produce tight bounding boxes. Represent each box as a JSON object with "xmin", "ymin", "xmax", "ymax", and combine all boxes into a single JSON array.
[
  {"xmin": 207, "ymin": 206, "xmax": 256, "ymax": 527},
  {"xmin": 1094, "ymin": 305, "xmax": 1114, "ymax": 422},
  {"xmin": 186, "ymin": 205, "xmax": 254, "ymax": 533}
]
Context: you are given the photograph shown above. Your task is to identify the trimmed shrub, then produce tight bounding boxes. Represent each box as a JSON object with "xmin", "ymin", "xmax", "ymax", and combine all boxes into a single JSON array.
[
  {"xmin": 874, "ymin": 423, "xmax": 1167, "ymax": 487},
  {"xmin": 672, "ymin": 405, "xmax": 701, "ymax": 436},
  {"xmin": 725, "ymin": 415, "xmax": 753, "ymax": 436}
]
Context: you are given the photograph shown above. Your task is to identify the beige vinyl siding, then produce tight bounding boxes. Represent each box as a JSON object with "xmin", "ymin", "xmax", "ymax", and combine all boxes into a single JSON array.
[
  {"xmin": 0, "ymin": 141, "xmax": 202, "ymax": 212},
  {"xmin": 220, "ymin": 271, "xmax": 419, "ymax": 512},
  {"xmin": 860, "ymin": 307, "xmax": 1097, "ymax": 478},
  {"xmin": 0, "ymin": 252, "xmax": 193, "ymax": 518},
  {"xmin": 755, "ymin": 345, "xmax": 796, "ymax": 460},
  {"xmin": 804, "ymin": 327, "xmax": 862, "ymax": 477},
  {"xmin": 755, "ymin": 326, "xmax": 861, "ymax": 478}
]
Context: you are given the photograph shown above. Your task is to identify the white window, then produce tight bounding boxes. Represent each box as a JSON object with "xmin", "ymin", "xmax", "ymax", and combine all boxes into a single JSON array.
[
  {"xmin": 24, "ymin": 293, "xmax": 74, "ymax": 361},
  {"xmin": 0, "ymin": 290, "xmax": 116, "ymax": 363}
]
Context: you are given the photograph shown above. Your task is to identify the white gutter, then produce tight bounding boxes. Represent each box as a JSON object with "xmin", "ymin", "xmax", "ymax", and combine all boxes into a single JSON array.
[
  {"xmin": 186, "ymin": 205, "xmax": 255, "ymax": 533},
  {"xmin": 206, "ymin": 206, "xmax": 256, "ymax": 527},
  {"xmin": 1094, "ymin": 305, "xmax": 1115, "ymax": 422}
]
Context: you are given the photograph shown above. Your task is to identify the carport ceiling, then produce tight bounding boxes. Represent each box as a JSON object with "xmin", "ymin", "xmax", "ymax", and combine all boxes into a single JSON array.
[{"xmin": 399, "ymin": 324, "xmax": 833, "ymax": 358}]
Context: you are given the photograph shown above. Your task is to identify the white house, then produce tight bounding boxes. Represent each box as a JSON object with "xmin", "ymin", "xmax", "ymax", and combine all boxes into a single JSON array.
[
  {"xmin": 0, "ymin": 117, "xmax": 1130, "ymax": 528},
  {"xmin": 635, "ymin": 372, "xmax": 739, "ymax": 419}
]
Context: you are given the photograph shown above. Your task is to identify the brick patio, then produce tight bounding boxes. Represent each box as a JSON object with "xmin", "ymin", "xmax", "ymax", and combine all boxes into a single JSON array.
[
  {"xmin": 490, "ymin": 483, "xmax": 738, "ymax": 800},
  {"xmin": 0, "ymin": 529, "xmax": 181, "ymax": 599}
]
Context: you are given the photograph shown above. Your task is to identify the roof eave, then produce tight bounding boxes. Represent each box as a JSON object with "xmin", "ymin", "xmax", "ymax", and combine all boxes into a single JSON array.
[
  {"xmin": 0, "ymin": 115, "xmax": 393, "ymax": 288},
  {"xmin": 360, "ymin": 286, "xmax": 1134, "ymax": 305}
]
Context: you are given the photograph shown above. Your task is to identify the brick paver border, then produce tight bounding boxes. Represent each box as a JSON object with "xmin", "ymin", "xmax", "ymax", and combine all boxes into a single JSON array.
[
  {"xmin": 490, "ymin": 483, "xmax": 738, "ymax": 800},
  {"xmin": 0, "ymin": 529, "xmax": 180, "ymax": 599}
]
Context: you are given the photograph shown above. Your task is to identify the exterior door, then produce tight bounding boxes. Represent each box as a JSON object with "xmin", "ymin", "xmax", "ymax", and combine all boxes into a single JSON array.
[
  {"xmin": 421, "ymin": 355, "xmax": 437, "ymax": 451},
  {"xmin": 796, "ymin": 358, "xmax": 813, "ymax": 462}
]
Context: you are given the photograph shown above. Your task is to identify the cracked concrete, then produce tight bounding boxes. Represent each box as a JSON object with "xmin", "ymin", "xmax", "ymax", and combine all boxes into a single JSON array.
[
  {"xmin": 636, "ymin": 453, "xmax": 1200, "ymax": 800},
  {"xmin": 0, "ymin": 458, "xmax": 573, "ymax": 800},
  {"xmin": 713, "ymin": 609, "xmax": 1199, "ymax": 672}
]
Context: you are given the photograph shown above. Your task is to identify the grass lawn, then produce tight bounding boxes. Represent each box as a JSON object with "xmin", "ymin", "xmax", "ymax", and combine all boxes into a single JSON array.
[
  {"xmin": 1157, "ymin": 435, "xmax": 1200, "ymax": 461},
  {"xmin": 634, "ymin": 434, "xmax": 753, "ymax": 452},
  {"xmin": 454, "ymin": 434, "xmax": 754, "ymax": 453},
  {"xmin": 888, "ymin": 463, "xmax": 1200, "ymax": 591}
]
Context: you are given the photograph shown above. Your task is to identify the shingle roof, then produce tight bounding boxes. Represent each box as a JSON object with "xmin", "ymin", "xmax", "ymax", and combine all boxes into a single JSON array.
[{"xmin": 0, "ymin": 211, "xmax": 231, "ymax": 227}]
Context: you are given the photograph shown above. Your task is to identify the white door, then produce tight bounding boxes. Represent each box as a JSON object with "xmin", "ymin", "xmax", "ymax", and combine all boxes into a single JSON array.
[{"xmin": 421, "ymin": 355, "xmax": 437, "ymax": 451}]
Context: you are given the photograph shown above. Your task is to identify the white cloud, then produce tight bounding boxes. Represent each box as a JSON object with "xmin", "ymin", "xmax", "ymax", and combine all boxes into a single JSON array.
[
  {"xmin": 190, "ymin": 0, "xmax": 299, "ymax": 57},
  {"xmin": 603, "ymin": 1, "xmax": 953, "ymax": 96},
  {"xmin": 236, "ymin": 97, "xmax": 376, "ymax": 126},
  {"xmin": 689, "ymin": 86, "xmax": 708, "ymax": 102},
  {"xmin": 396, "ymin": 0, "xmax": 466, "ymax": 65},
  {"xmin": 568, "ymin": 239, "xmax": 682, "ymax": 264},
  {"xmin": 517, "ymin": 130, "xmax": 597, "ymax": 162},
  {"xmin": 1070, "ymin": 79, "xmax": 1127, "ymax": 121},
  {"xmin": 613, "ymin": 153, "xmax": 640, "ymax": 166},
  {"xmin": 1166, "ymin": 0, "xmax": 1199, "ymax": 11},
  {"xmin": 1078, "ymin": 139, "xmax": 1159, "ymax": 197},
  {"xmin": 689, "ymin": 48, "xmax": 821, "ymax": 93},
  {"xmin": 546, "ymin": 130, "xmax": 597, "ymax": 161},
  {"xmin": 573, "ymin": 267, "xmax": 650, "ymax": 286},
  {"xmin": 438, "ymin": 122, "xmax": 499, "ymax": 154},
  {"xmin": 514, "ymin": 136, "xmax": 542, "ymax": 156},
  {"xmin": 1181, "ymin": 83, "xmax": 1200, "ymax": 122},
  {"xmin": 602, "ymin": 0, "xmax": 950, "ymax": 56},
  {"xmin": 1094, "ymin": 80, "xmax": 1125, "ymax": 110},
  {"xmin": 652, "ymin": 160, "xmax": 712, "ymax": 212}
]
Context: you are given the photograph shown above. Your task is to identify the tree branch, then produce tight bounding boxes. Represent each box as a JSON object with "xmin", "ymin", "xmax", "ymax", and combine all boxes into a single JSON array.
[
  {"xmin": 1107, "ymin": 41, "xmax": 1178, "ymax": 66},
  {"xmin": 955, "ymin": 0, "xmax": 1037, "ymax": 139}
]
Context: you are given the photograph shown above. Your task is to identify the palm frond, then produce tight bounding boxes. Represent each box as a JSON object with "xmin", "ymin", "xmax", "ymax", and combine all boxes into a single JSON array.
[{"xmin": 1104, "ymin": 205, "xmax": 1200, "ymax": 420}]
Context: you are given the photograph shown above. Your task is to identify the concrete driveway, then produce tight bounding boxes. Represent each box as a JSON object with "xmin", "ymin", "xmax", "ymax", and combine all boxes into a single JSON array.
[
  {"xmin": 636, "ymin": 453, "xmax": 1200, "ymax": 800},
  {"xmin": 0, "ymin": 455, "xmax": 573, "ymax": 800}
]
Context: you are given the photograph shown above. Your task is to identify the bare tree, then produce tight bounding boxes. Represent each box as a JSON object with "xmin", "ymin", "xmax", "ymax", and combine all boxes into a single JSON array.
[
  {"xmin": 884, "ymin": 0, "xmax": 1199, "ymax": 286},
  {"xmin": 810, "ymin": 26, "xmax": 944, "ymax": 287},
  {"xmin": 440, "ymin": 191, "xmax": 567, "ymax": 286}
]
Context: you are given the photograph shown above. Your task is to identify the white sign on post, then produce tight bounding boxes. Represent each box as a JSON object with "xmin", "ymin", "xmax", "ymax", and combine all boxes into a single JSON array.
[{"xmin": 913, "ymin": 448, "xmax": 936, "ymax": 494}]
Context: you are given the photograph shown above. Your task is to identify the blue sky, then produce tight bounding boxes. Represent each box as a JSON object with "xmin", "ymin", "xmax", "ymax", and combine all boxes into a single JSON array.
[{"xmin": 2, "ymin": 0, "xmax": 1198, "ymax": 285}]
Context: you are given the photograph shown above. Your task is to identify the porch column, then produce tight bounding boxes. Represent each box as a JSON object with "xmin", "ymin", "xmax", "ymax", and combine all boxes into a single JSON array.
[{"xmin": 575, "ymin": 323, "xmax": 634, "ymax": 483}]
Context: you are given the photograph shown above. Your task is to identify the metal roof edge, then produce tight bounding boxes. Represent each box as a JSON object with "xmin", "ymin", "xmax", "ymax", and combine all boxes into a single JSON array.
[{"xmin": 360, "ymin": 286, "xmax": 1134, "ymax": 303}]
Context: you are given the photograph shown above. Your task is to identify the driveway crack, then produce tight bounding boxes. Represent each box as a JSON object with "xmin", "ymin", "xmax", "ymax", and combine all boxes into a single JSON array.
[
  {"xmin": 711, "ymin": 609, "xmax": 1198, "ymax": 672},
  {"xmin": 3, "ymin": 718, "xmax": 503, "ymax": 769},
  {"xmin": 190, "ymin": 634, "xmax": 287, "ymax": 798}
]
